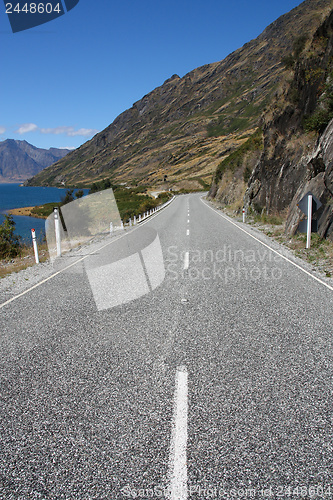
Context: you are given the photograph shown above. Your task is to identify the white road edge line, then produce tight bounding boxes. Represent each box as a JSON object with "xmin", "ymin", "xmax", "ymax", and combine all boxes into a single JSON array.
[
  {"xmin": 184, "ymin": 252, "xmax": 189, "ymax": 270},
  {"xmin": 168, "ymin": 365, "xmax": 188, "ymax": 500},
  {"xmin": 201, "ymin": 197, "xmax": 333, "ymax": 292},
  {"xmin": 0, "ymin": 197, "xmax": 177, "ymax": 309}
]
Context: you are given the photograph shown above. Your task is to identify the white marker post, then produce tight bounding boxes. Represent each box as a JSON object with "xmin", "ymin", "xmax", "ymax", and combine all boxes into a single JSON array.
[
  {"xmin": 53, "ymin": 207, "xmax": 61, "ymax": 257},
  {"xmin": 138, "ymin": 214, "xmax": 141, "ymax": 222},
  {"xmin": 31, "ymin": 229, "xmax": 39, "ymax": 264},
  {"xmin": 110, "ymin": 222, "xmax": 113, "ymax": 234},
  {"xmin": 306, "ymin": 194, "xmax": 313, "ymax": 249},
  {"xmin": 134, "ymin": 215, "xmax": 136, "ymax": 225},
  {"xmin": 242, "ymin": 208, "xmax": 246, "ymax": 223}
]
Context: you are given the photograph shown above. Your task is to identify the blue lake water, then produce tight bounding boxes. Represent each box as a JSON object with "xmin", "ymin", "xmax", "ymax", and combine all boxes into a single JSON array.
[{"xmin": 0, "ymin": 183, "xmax": 89, "ymax": 242}]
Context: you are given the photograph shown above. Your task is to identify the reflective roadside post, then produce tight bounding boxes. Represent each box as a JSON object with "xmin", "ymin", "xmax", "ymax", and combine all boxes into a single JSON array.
[
  {"xmin": 306, "ymin": 194, "xmax": 313, "ymax": 249},
  {"xmin": 297, "ymin": 192, "xmax": 322, "ymax": 250},
  {"xmin": 31, "ymin": 229, "xmax": 39, "ymax": 264},
  {"xmin": 53, "ymin": 207, "xmax": 61, "ymax": 257}
]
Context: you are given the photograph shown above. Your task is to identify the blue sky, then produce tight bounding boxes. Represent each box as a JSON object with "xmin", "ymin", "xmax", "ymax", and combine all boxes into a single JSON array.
[{"xmin": 1, "ymin": 0, "xmax": 303, "ymax": 150}]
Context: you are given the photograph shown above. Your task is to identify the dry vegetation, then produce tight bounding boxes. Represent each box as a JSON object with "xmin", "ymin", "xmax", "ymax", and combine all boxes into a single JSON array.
[
  {"xmin": 0, "ymin": 242, "xmax": 49, "ymax": 279},
  {"xmin": 210, "ymin": 200, "xmax": 333, "ymax": 278}
]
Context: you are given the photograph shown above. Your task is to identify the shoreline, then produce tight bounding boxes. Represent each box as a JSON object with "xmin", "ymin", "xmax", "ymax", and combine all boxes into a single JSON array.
[{"xmin": 6, "ymin": 206, "xmax": 47, "ymax": 219}]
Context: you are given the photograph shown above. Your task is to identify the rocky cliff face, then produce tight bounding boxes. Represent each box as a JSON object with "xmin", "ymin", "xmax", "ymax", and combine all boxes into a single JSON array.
[
  {"xmin": 285, "ymin": 119, "xmax": 333, "ymax": 240},
  {"xmin": 26, "ymin": 0, "xmax": 332, "ymax": 189},
  {"xmin": 241, "ymin": 8, "xmax": 333, "ymax": 240},
  {"xmin": 0, "ymin": 140, "xmax": 69, "ymax": 183}
]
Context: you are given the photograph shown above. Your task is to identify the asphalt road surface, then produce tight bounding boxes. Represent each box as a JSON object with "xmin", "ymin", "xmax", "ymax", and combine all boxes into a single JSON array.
[{"xmin": 0, "ymin": 193, "xmax": 332, "ymax": 500}]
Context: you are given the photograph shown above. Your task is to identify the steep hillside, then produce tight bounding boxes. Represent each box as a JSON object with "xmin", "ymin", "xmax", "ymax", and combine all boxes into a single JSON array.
[
  {"xmin": 26, "ymin": 0, "xmax": 332, "ymax": 190},
  {"xmin": 239, "ymin": 7, "xmax": 333, "ymax": 240},
  {"xmin": 0, "ymin": 140, "xmax": 69, "ymax": 183}
]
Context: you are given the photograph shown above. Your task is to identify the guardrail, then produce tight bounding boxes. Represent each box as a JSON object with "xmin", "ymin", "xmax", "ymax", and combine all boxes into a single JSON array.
[{"xmin": 114, "ymin": 195, "xmax": 176, "ymax": 232}]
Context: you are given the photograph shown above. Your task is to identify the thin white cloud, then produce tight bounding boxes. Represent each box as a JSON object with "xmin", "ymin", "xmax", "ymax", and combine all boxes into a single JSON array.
[
  {"xmin": 0, "ymin": 126, "xmax": 6, "ymax": 134},
  {"xmin": 14, "ymin": 124, "xmax": 99, "ymax": 138},
  {"xmin": 68, "ymin": 128, "xmax": 99, "ymax": 137},
  {"xmin": 15, "ymin": 123, "xmax": 38, "ymax": 134},
  {"xmin": 40, "ymin": 126, "xmax": 71, "ymax": 135},
  {"xmin": 40, "ymin": 126, "xmax": 99, "ymax": 137}
]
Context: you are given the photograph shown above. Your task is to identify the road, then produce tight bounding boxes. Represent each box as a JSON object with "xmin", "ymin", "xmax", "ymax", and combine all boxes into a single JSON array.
[{"xmin": 0, "ymin": 193, "xmax": 332, "ymax": 500}]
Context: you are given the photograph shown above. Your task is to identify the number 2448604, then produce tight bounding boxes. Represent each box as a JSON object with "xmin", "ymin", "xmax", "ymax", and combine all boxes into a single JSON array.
[{"xmin": 6, "ymin": 3, "xmax": 61, "ymax": 14}]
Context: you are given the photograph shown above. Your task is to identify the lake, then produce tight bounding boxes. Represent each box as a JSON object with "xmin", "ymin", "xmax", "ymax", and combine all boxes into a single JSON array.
[{"xmin": 0, "ymin": 183, "xmax": 89, "ymax": 242}]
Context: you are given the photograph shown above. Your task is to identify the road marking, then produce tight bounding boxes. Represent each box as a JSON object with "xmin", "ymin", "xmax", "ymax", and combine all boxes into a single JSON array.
[
  {"xmin": 186, "ymin": 229, "xmax": 190, "ymax": 236},
  {"xmin": 187, "ymin": 219, "xmax": 190, "ymax": 223},
  {"xmin": 168, "ymin": 365, "xmax": 188, "ymax": 500},
  {"xmin": 0, "ymin": 198, "xmax": 177, "ymax": 310},
  {"xmin": 184, "ymin": 252, "xmax": 189, "ymax": 270},
  {"xmin": 201, "ymin": 197, "xmax": 333, "ymax": 292}
]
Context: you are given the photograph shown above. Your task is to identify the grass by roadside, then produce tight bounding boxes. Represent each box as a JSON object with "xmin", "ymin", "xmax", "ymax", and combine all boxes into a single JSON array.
[
  {"xmin": 210, "ymin": 201, "xmax": 333, "ymax": 279},
  {"xmin": 0, "ymin": 242, "xmax": 49, "ymax": 279},
  {"xmin": 263, "ymin": 227, "xmax": 333, "ymax": 278}
]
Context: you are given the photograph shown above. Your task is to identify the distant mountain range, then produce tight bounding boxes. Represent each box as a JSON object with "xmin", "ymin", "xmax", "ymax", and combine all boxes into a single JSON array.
[{"xmin": 0, "ymin": 140, "xmax": 70, "ymax": 183}]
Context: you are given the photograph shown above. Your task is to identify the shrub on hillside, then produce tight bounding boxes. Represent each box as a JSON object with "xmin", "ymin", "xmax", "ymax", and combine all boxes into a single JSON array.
[
  {"xmin": 304, "ymin": 108, "xmax": 332, "ymax": 133},
  {"xmin": 0, "ymin": 215, "xmax": 21, "ymax": 259}
]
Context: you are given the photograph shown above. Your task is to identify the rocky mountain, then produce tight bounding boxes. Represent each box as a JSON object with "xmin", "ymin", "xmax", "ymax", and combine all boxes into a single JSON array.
[
  {"xmin": 0, "ymin": 140, "xmax": 69, "ymax": 183},
  {"xmin": 210, "ymin": 5, "xmax": 333, "ymax": 240},
  {"xmin": 26, "ymin": 0, "xmax": 332, "ymax": 191}
]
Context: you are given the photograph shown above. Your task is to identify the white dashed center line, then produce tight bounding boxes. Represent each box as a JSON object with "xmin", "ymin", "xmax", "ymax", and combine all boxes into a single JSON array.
[
  {"xmin": 168, "ymin": 366, "xmax": 188, "ymax": 500},
  {"xmin": 186, "ymin": 229, "xmax": 189, "ymax": 236},
  {"xmin": 184, "ymin": 252, "xmax": 189, "ymax": 270}
]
